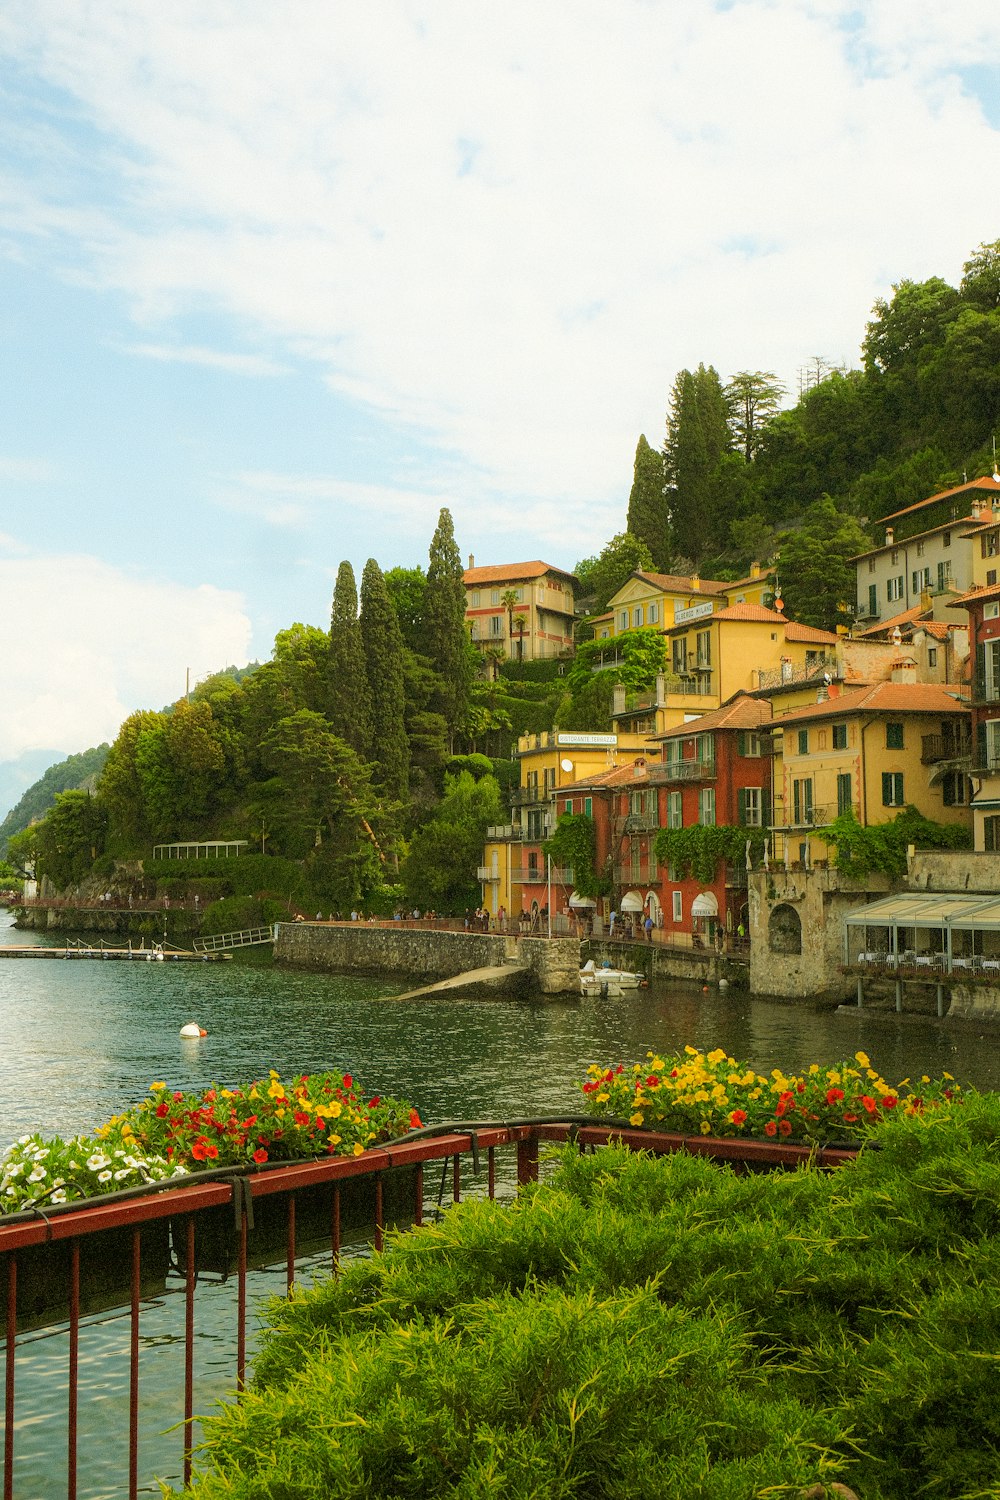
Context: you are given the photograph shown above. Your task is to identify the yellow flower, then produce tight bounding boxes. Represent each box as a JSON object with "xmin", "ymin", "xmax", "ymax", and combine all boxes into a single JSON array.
[
  {"xmin": 352, "ymin": 1142, "xmax": 365, "ymax": 1157},
  {"xmin": 699, "ymin": 1121, "xmax": 712, "ymax": 1135},
  {"xmin": 596, "ymin": 1092, "xmax": 609, "ymax": 1104},
  {"xmin": 855, "ymin": 1051, "xmax": 870, "ymax": 1069},
  {"xmin": 943, "ymin": 1071, "xmax": 954, "ymax": 1081},
  {"xmin": 684, "ymin": 1044, "xmax": 699, "ymax": 1056},
  {"xmin": 328, "ymin": 1133, "xmax": 341, "ymax": 1146},
  {"xmin": 267, "ymin": 1079, "xmax": 285, "ymax": 1099},
  {"xmin": 149, "ymin": 1081, "xmax": 166, "ymax": 1092},
  {"xmin": 649, "ymin": 1056, "xmax": 665, "ymax": 1072},
  {"xmin": 629, "ymin": 1111, "xmax": 644, "ymax": 1127},
  {"xmin": 707, "ymin": 1048, "xmax": 726, "ymax": 1066},
  {"xmin": 808, "ymin": 1063, "xmax": 820, "ymax": 1075}
]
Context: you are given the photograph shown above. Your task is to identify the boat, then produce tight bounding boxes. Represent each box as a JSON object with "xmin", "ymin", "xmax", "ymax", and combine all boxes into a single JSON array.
[{"xmin": 580, "ymin": 959, "xmax": 645, "ymax": 997}]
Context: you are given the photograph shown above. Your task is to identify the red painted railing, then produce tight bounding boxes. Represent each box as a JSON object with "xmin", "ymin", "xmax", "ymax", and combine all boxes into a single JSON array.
[{"xmin": 0, "ymin": 1123, "xmax": 855, "ymax": 1499}]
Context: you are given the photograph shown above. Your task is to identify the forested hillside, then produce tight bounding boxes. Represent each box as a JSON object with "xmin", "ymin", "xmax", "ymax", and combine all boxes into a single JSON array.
[{"xmin": 0, "ymin": 746, "xmax": 109, "ymax": 857}]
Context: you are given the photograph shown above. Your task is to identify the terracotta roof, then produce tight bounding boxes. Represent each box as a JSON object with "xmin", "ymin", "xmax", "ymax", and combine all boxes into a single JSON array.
[
  {"xmin": 949, "ymin": 581, "xmax": 1000, "ymax": 609},
  {"xmin": 921, "ymin": 621, "xmax": 954, "ymax": 640},
  {"xmin": 854, "ymin": 606, "xmax": 924, "ymax": 639},
  {"xmin": 653, "ymin": 693, "xmax": 772, "ymax": 740},
  {"xmin": 774, "ymin": 681, "xmax": 969, "ymax": 726},
  {"xmin": 464, "ymin": 561, "xmax": 576, "ymax": 586},
  {"xmin": 559, "ymin": 761, "xmax": 655, "ymax": 793},
  {"xmin": 722, "ymin": 566, "xmax": 777, "ymax": 590},
  {"xmin": 851, "ymin": 514, "xmax": 979, "ymax": 561},
  {"xmin": 782, "ymin": 620, "xmax": 841, "ymax": 644},
  {"xmin": 631, "ymin": 570, "xmax": 731, "ymax": 596},
  {"xmin": 709, "ymin": 603, "xmax": 787, "ymax": 623},
  {"xmin": 882, "ymin": 475, "xmax": 1000, "ymax": 523}
]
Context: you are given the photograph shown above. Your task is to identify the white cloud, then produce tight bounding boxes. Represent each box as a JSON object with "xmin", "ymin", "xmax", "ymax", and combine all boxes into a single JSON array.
[
  {"xmin": 0, "ymin": 1, "xmax": 997, "ymax": 512},
  {"xmin": 0, "ymin": 551, "xmax": 252, "ymax": 761},
  {"xmin": 120, "ymin": 342, "xmax": 290, "ymax": 377}
]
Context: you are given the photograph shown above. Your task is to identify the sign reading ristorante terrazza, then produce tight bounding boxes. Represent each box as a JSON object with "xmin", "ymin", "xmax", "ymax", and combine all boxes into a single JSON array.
[
  {"xmin": 673, "ymin": 600, "xmax": 715, "ymax": 624},
  {"xmin": 556, "ymin": 732, "xmax": 618, "ymax": 747}
]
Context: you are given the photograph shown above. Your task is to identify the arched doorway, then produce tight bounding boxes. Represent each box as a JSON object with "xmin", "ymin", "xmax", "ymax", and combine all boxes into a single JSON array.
[{"xmin": 768, "ymin": 903, "xmax": 802, "ymax": 955}]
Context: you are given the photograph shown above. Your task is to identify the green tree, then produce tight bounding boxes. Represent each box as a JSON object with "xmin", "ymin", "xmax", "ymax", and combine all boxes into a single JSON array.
[
  {"xmin": 329, "ymin": 563, "xmax": 372, "ymax": 757},
  {"xmin": 664, "ymin": 364, "xmax": 733, "ymax": 561},
  {"xmin": 20, "ymin": 789, "xmax": 107, "ymax": 891},
  {"xmin": 401, "ymin": 770, "xmax": 503, "ymax": 912},
  {"xmin": 777, "ymin": 498, "xmax": 869, "ymax": 631},
  {"xmin": 625, "ymin": 435, "xmax": 670, "ymax": 570},
  {"xmin": 259, "ymin": 710, "xmax": 376, "ymax": 861},
  {"xmin": 500, "ymin": 589, "xmax": 520, "ymax": 657},
  {"xmin": 575, "ymin": 532, "xmax": 653, "ymax": 615},
  {"xmin": 99, "ymin": 710, "xmax": 168, "ymax": 849},
  {"xmin": 359, "ymin": 558, "xmax": 409, "ymax": 805},
  {"xmin": 384, "ymin": 566, "xmax": 427, "ymax": 652},
  {"xmin": 422, "ymin": 508, "xmax": 473, "ymax": 752},
  {"xmin": 725, "ymin": 370, "xmax": 785, "ymax": 463}
]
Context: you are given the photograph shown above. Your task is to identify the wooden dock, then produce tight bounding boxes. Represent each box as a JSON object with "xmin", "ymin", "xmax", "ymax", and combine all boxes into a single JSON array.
[{"xmin": 0, "ymin": 944, "xmax": 222, "ymax": 961}]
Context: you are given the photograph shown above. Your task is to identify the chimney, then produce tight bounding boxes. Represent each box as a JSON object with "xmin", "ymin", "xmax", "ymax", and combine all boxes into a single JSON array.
[
  {"xmin": 749, "ymin": 561, "xmax": 760, "ymax": 579},
  {"xmin": 468, "ymin": 554, "xmax": 475, "ymax": 569},
  {"xmin": 971, "ymin": 499, "xmax": 983, "ymax": 521},
  {"xmin": 691, "ymin": 572, "xmax": 700, "ymax": 591},
  {"xmin": 890, "ymin": 656, "xmax": 918, "ymax": 684},
  {"xmin": 885, "ymin": 526, "xmax": 894, "ymax": 547}
]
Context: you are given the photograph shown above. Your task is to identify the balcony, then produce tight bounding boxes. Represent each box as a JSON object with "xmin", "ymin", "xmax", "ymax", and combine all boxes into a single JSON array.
[
  {"xmin": 670, "ymin": 673, "xmax": 714, "ymax": 696},
  {"xmin": 782, "ymin": 804, "xmax": 834, "ymax": 829},
  {"xmin": 921, "ymin": 733, "xmax": 972, "ymax": 765},
  {"xmin": 477, "ymin": 866, "xmax": 501, "ymax": 883},
  {"xmin": 612, "ymin": 864, "xmax": 659, "ymax": 886},
  {"xmin": 510, "ymin": 786, "xmax": 551, "ymax": 806},
  {"xmin": 755, "ymin": 654, "xmax": 836, "ymax": 692},
  {"xmin": 509, "ymin": 864, "xmax": 573, "ymax": 885},
  {"xmin": 623, "ymin": 812, "xmax": 659, "ymax": 833},
  {"xmin": 662, "ymin": 758, "xmax": 716, "ymax": 783}
]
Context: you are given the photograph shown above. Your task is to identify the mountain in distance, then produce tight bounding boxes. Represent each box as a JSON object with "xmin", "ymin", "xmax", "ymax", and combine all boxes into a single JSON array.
[{"xmin": 0, "ymin": 746, "xmax": 109, "ymax": 856}]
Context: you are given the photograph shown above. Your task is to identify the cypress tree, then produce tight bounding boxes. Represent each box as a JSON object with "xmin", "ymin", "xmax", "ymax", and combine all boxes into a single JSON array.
[
  {"xmin": 422, "ymin": 508, "xmax": 472, "ymax": 751},
  {"xmin": 359, "ymin": 558, "xmax": 409, "ymax": 803},
  {"xmin": 664, "ymin": 364, "xmax": 732, "ymax": 562},
  {"xmin": 626, "ymin": 434, "xmax": 670, "ymax": 570},
  {"xmin": 328, "ymin": 561, "xmax": 372, "ymax": 757}
]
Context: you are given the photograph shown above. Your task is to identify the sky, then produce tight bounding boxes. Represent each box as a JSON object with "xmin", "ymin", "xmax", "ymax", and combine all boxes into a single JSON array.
[{"xmin": 1, "ymin": 0, "xmax": 999, "ymax": 817}]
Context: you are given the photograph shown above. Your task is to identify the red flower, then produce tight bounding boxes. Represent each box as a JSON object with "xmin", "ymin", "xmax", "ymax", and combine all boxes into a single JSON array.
[
  {"xmin": 778, "ymin": 1119, "xmax": 793, "ymax": 1137},
  {"xmin": 796, "ymin": 1082, "xmax": 806, "ymax": 1094},
  {"xmin": 775, "ymin": 1099, "xmax": 787, "ymax": 1117},
  {"xmin": 368, "ymin": 1096, "xmax": 381, "ymax": 1108},
  {"xmin": 155, "ymin": 1102, "xmax": 169, "ymax": 1118},
  {"xmin": 205, "ymin": 1142, "xmax": 219, "ymax": 1159},
  {"xmin": 843, "ymin": 1112, "xmax": 858, "ymax": 1124},
  {"xmin": 826, "ymin": 1088, "xmax": 845, "ymax": 1104},
  {"xmin": 294, "ymin": 1111, "xmax": 310, "ymax": 1127},
  {"xmin": 881, "ymin": 1095, "xmax": 898, "ymax": 1109},
  {"xmin": 861, "ymin": 1095, "xmax": 877, "ymax": 1115},
  {"xmin": 253, "ymin": 1148, "xmax": 268, "ymax": 1164},
  {"xmin": 730, "ymin": 1109, "xmax": 747, "ymax": 1126},
  {"xmin": 342, "ymin": 1074, "xmax": 353, "ymax": 1088},
  {"xmin": 191, "ymin": 1138, "xmax": 209, "ymax": 1161},
  {"xmin": 764, "ymin": 1120, "xmax": 778, "ymax": 1137},
  {"xmin": 646, "ymin": 1075, "xmax": 661, "ymax": 1088},
  {"xmin": 409, "ymin": 1109, "xmax": 422, "ymax": 1128}
]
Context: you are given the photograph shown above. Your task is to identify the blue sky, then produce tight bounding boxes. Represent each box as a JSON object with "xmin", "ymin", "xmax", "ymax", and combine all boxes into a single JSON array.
[{"xmin": 1, "ymin": 0, "xmax": 998, "ymax": 816}]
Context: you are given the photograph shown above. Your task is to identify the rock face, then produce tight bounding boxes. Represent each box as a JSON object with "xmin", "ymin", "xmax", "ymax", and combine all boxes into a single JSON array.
[{"xmin": 275, "ymin": 924, "xmax": 582, "ymax": 997}]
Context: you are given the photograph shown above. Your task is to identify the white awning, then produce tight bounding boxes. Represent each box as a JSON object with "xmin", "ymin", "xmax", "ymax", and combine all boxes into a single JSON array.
[
  {"xmin": 691, "ymin": 890, "xmax": 719, "ymax": 918},
  {"xmin": 620, "ymin": 890, "xmax": 644, "ymax": 913},
  {"xmin": 568, "ymin": 891, "xmax": 597, "ymax": 908}
]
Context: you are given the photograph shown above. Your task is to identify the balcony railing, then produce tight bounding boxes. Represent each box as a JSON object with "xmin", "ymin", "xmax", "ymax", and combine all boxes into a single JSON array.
[
  {"xmin": 669, "ymin": 674, "xmax": 714, "ymax": 696},
  {"xmin": 622, "ymin": 812, "xmax": 659, "ymax": 833},
  {"xmin": 477, "ymin": 866, "xmax": 501, "ymax": 883},
  {"xmin": 509, "ymin": 865, "xmax": 573, "ymax": 885},
  {"xmin": 662, "ymin": 758, "xmax": 716, "ymax": 782},
  {"xmin": 754, "ymin": 654, "xmax": 836, "ymax": 692},
  {"xmin": 921, "ymin": 734, "xmax": 972, "ymax": 764},
  {"xmin": 782, "ymin": 804, "xmax": 834, "ymax": 829},
  {"xmin": 509, "ymin": 786, "xmax": 550, "ymax": 806}
]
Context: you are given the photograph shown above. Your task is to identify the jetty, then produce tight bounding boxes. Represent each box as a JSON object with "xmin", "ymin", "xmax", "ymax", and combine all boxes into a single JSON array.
[{"xmin": 0, "ymin": 942, "xmax": 221, "ymax": 961}]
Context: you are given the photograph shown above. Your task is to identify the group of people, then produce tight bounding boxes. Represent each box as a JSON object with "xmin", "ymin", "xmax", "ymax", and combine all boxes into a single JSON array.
[{"xmin": 608, "ymin": 909, "xmax": 655, "ymax": 943}]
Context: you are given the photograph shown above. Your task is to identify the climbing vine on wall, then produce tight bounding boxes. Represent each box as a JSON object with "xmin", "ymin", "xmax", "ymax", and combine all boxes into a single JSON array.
[
  {"xmin": 653, "ymin": 824, "xmax": 767, "ymax": 884},
  {"xmin": 543, "ymin": 814, "xmax": 608, "ymax": 899},
  {"xmin": 816, "ymin": 807, "xmax": 970, "ymax": 879}
]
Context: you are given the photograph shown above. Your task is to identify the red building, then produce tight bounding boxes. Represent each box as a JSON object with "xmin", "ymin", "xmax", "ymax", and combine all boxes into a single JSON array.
[
  {"xmin": 557, "ymin": 695, "xmax": 773, "ymax": 942},
  {"xmin": 952, "ymin": 580, "xmax": 1000, "ymax": 850}
]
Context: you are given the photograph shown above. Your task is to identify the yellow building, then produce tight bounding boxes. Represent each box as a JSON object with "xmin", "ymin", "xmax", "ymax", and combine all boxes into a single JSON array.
[
  {"xmin": 464, "ymin": 559, "xmax": 576, "ymax": 661},
  {"xmin": 772, "ymin": 677, "xmax": 972, "ymax": 863},
  {"xmin": 479, "ymin": 729, "xmax": 649, "ymax": 920}
]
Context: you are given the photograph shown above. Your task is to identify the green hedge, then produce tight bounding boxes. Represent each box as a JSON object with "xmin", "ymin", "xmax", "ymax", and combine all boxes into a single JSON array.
[
  {"xmin": 144, "ymin": 853, "xmax": 306, "ymax": 898},
  {"xmin": 172, "ymin": 1095, "xmax": 1000, "ymax": 1498}
]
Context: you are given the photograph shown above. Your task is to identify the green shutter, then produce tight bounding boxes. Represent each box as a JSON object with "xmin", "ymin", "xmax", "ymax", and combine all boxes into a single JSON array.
[
  {"xmin": 737, "ymin": 731, "xmax": 747, "ymax": 756},
  {"xmin": 761, "ymin": 788, "xmax": 772, "ymax": 827},
  {"xmin": 737, "ymin": 787, "xmax": 747, "ymax": 825}
]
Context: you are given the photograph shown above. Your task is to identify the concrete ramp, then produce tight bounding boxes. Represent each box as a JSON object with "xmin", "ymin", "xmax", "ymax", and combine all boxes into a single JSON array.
[{"xmin": 390, "ymin": 963, "xmax": 529, "ymax": 1001}]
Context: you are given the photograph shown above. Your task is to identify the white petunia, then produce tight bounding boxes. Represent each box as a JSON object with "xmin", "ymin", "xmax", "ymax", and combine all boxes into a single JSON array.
[
  {"xmin": 97, "ymin": 1170, "xmax": 112, "ymax": 1183},
  {"xmin": 27, "ymin": 1167, "xmax": 47, "ymax": 1183},
  {"xmin": 50, "ymin": 1190, "xmax": 67, "ymax": 1204},
  {"xmin": 113, "ymin": 1169, "xmax": 131, "ymax": 1181},
  {"xmin": 86, "ymin": 1154, "xmax": 109, "ymax": 1171}
]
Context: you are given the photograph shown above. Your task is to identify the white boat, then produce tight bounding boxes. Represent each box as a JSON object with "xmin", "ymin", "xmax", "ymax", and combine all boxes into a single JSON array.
[{"xmin": 580, "ymin": 959, "xmax": 645, "ymax": 996}]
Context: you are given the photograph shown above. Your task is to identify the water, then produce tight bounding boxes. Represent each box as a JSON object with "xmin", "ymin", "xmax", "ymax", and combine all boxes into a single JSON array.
[{"xmin": 2, "ymin": 908, "xmax": 999, "ymax": 1497}]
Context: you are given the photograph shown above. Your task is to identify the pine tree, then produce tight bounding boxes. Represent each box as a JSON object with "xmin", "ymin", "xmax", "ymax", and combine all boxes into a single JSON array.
[
  {"xmin": 422, "ymin": 508, "xmax": 472, "ymax": 751},
  {"xmin": 625, "ymin": 435, "xmax": 670, "ymax": 570},
  {"xmin": 359, "ymin": 558, "xmax": 410, "ymax": 804},
  {"xmin": 328, "ymin": 561, "xmax": 372, "ymax": 757},
  {"xmin": 664, "ymin": 365, "xmax": 733, "ymax": 562}
]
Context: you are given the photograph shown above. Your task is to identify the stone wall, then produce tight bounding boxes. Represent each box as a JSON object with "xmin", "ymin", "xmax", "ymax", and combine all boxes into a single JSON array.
[
  {"xmin": 748, "ymin": 867, "xmax": 892, "ymax": 1001},
  {"xmin": 907, "ymin": 851, "xmax": 1000, "ymax": 893},
  {"xmin": 274, "ymin": 923, "xmax": 581, "ymax": 996}
]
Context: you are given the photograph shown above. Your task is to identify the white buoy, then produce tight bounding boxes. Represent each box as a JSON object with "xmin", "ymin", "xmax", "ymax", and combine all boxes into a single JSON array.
[{"xmin": 179, "ymin": 1022, "xmax": 204, "ymax": 1039}]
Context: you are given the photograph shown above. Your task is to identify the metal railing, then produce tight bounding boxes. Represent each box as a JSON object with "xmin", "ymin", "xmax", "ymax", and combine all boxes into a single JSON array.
[
  {"xmin": 192, "ymin": 926, "xmax": 275, "ymax": 952},
  {"xmin": 0, "ymin": 1121, "xmax": 855, "ymax": 1500},
  {"xmin": 921, "ymin": 734, "xmax": 972, "ymax": 764},
  {"xmin": 661, "ymin": 758, "xmax": 715, "ymax": 782}
]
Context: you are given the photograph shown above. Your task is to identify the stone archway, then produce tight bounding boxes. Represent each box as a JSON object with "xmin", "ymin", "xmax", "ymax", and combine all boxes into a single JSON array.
[{"xmin": 768, "ymin": 902, "xmax": 802, "ymax": 955}]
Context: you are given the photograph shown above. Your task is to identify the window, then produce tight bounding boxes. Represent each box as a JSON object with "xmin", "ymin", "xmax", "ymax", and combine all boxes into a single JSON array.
[
  {"xmin": 792, "ymin": 778, "xmax": 814, "ymax": 824},
  {"xmin": 985, "ymin": 719, "xmax": 1000, "ymax": 770},
  {"xmin": 797, "ymin": 728, "xmax": 809, "ymax": 755},
  {"xmin": 832, "ymin": 723, "xmax": 848, "ymax": 750},
  {"xmin": 649, "ymin": 851, "xmax": 658, "ymax": 880},
  {"xmin": 619, "ymin": 610, "xmax": 628, "ymax": 630},
  {"xmin": 890, "ymin": 548, "xmax": 899, "ymax": 564},
  {"xmin": 868, "ymin": 583, "xmax": 877, "ymax": 618},
  {"xmin": 837, "ymin": 771, "xmax": 853, "ymax": 815},
  {"xmin": 672, "ymin": 891, "xmax": 683, "ymax": 922},
  {"xmin": 489, "ymin": 615, "xmax": 504, "ymax": 637},
  {"xmin": 631, "ymin": 843, "xmax": 642, "ymax": 879},
  {"xmin": 648, "ymin": 602, "xmax": 658, "ymax": 624},
  {"xmin": 696, "ymin": 629, "xmax": 711, "ymax": 668},
  {"xmin": 584, "ymin": 797, "xmax": 592, "ymax": 818},
  {"xmin": 886, "ymin": 722, "xmax": 904, "ymax": 750},
  {"xmin": 988, "ymin": 571, "xmax": 998, "ymax": 587},
  {"xmin": 916, "ymin": 540, "xmax": 925, "ymax": 557},
  {"xmin": 928, "ymin": 647, "xmax": 938, "ymax": 667},
  {"xmin": 667, "ymin": 791, "xmax": 683, "ymax": 828},
  {"xmin": 943, "ymin": 531, "xmax": 951, "ymax": 547},
  {"xmin": 985, "ymin": 602, "xmax": 1000, "ymax": 620},
  {"xmin": 882, "ymin": 771, "xmax": 904, "ymax": 806},
  {"xmin": 491, "ymin": 589, "xmax": 500, "ymax": 605},
  {"xmin": 672, "ymin": 639, "xmax": 687, "ymax": 674},
  {"xmin": 982, "ymin": 533, "xmax": 1000, "ymax": 558},
  {"xmin": 912, "ymin": 567, "xmax": 931, "ymax": 594},
  {"xmin": 887, "ymin": 576, "xmax": 904, "ymax": 601},
  {"xmin": 868, "ymin": 557, "xmax": 876, "ymax": 573},
  {"xmin": 740, "ymin": 787, "xmax": 762, "ymax": 826},
  {"xmin": 937, "ymin": 560, "xmax": 951, "ymax": 591},
  {"xmin": 983, "ymin": 640, "xmax": 1000, "ymax": 701},
  {"xmin": 942, "ymin": 772, "xmax": 969, "ymax": 806},
  {"xmin": 739, "ymin": 731, "xmax": 762, "ymax": 757},
  {"xmin": 985, "ymin": 816, "xmax": 1000, "ymax": 853},
  {"xmin": 633, "ymin": 606, "xmax": 643, "ymax": 627},
  {"xmin": 698, "ymin": 788, "xmax": 716, "ymax": 826},
  {"xmin": 471, "ymin": 591, "xmax": 480, "ymax": 607},
  {"xmin": 564, "ymin": 799, "xmax": 572, "ymax": 813}
]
